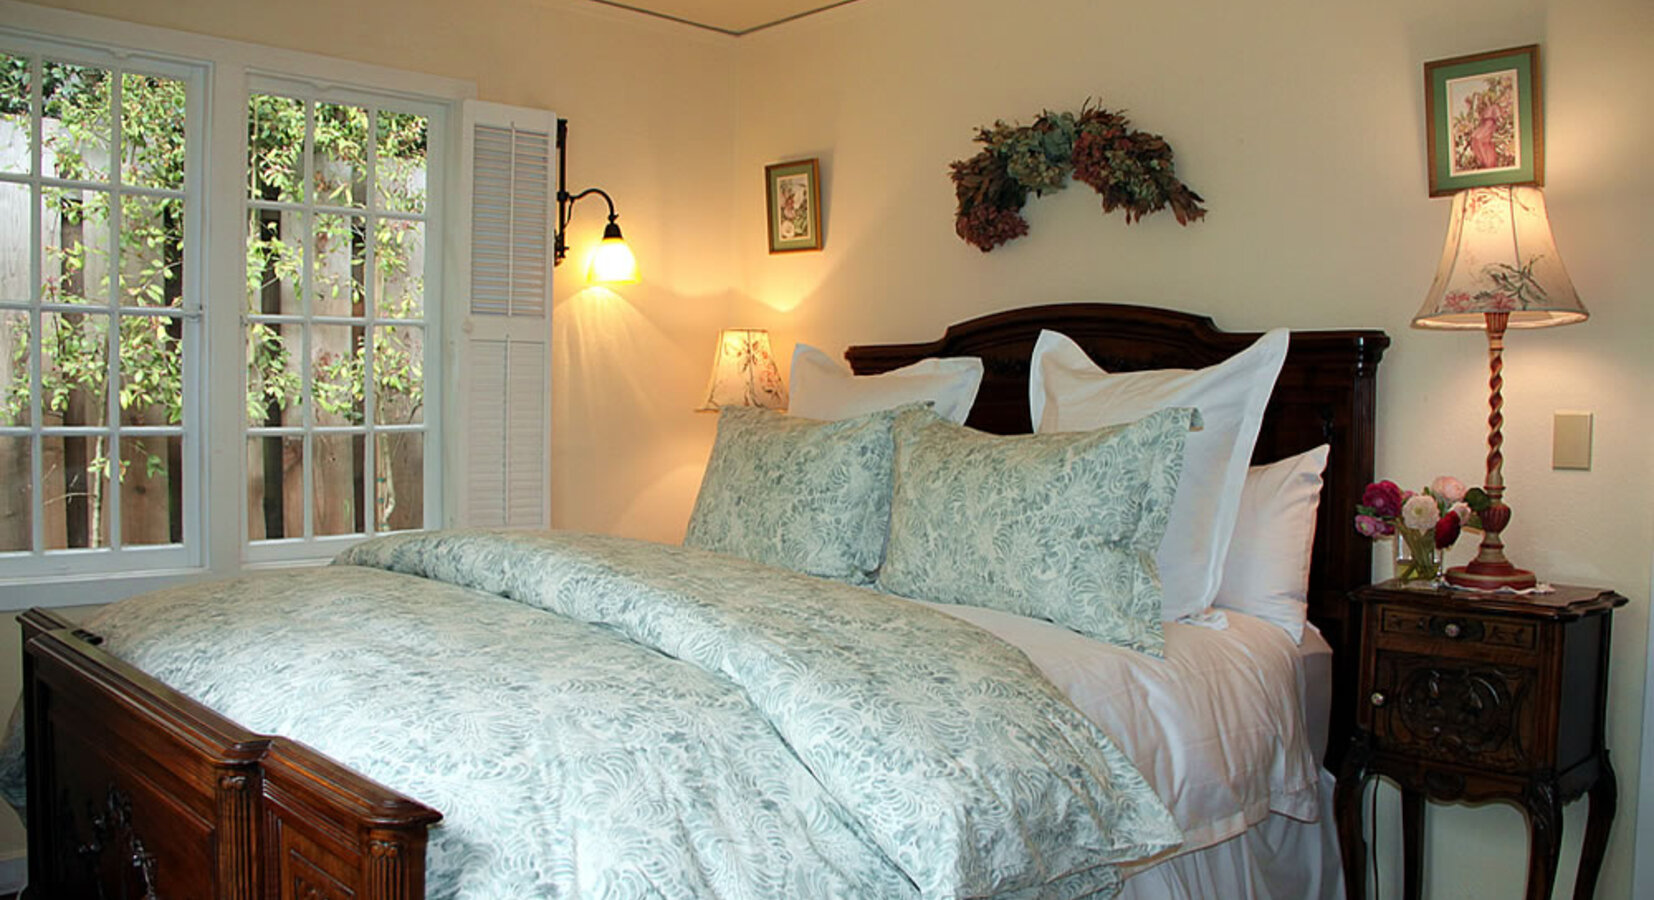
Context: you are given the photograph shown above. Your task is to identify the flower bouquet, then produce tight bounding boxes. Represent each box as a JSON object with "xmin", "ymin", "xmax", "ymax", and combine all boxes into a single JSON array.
[{"xmin": 1355, "ymin": 476, "xmax": 1489, "ymax": 582}]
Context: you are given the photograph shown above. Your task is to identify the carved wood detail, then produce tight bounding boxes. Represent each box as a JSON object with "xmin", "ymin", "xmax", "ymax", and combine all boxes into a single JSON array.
[
  {"xmin": 1377, "ymin": 653, "xmax": 1533, "ymax": 767},
  {"xmin": 73, "ymin": 784, "xmax": 159, "ymax": 900}
]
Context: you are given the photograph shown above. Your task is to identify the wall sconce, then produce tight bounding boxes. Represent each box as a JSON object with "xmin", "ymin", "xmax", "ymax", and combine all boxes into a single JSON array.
[
  {"xmin": 554, "ymin": 118, "xmax": 640, "ymax": 284},
  {"xmin": 699, "ymin": 329, "xmax": 787, "ymax": 411},
  {"xmin": 1412, "ymin": 185, "xmax": 1587, "ymax": 589}
]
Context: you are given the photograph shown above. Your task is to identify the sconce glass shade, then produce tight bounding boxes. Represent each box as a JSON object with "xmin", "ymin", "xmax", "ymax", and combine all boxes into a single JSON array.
[
  {"xmin": 700, "ymin": 329, "xmax": 787, "ymax": 411},
  {"xmin": 1413, "ymin": 186, "xmax": 1588, "ymax": 330},
  {"xmin": 588, "ymin": 221, "xmax": 640, "ymax": 285}
]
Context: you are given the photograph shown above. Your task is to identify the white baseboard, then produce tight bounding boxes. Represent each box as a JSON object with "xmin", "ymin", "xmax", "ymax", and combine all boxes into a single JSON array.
[{"xmin": 0, "ymin": 850, "xmax": 24, "ymax": 894}]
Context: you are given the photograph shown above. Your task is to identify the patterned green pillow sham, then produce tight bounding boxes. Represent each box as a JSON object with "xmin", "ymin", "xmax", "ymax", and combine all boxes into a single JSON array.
[
  {"xmin": 876, "ymin": 405, "xmax": 1197, "ymax": 655},
  {"xmin": 685, "ymin": 405, "xmax": 901, "ymax": 583}
]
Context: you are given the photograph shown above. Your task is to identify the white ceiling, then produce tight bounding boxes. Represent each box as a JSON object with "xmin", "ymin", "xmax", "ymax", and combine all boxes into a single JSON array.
[{"xmin": 586, "ymin": 0, "xmax": 864, "ymax": 35}]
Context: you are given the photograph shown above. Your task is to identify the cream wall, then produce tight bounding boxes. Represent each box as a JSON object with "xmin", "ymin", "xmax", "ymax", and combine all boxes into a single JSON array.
[
  {"xmin": 4, "ymin": 0, "xmax": 1651, "ymax": 897},
  {"xmin": 727, "ymin": 0, "xmax": 1653, "ymax": 898}
]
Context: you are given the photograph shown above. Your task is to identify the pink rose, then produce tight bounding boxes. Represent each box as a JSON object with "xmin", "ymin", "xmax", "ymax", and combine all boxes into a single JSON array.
[
  {"xmin": 1431, "ymin": 476, "xmax": 1467, "ymax": 502},
  {"xmin": 1355, "ymin": 514, "xmax": 1392, "ymax": 538},
  {"xmin": 1435, "ymin": 510, "xmax": 1462, "ymax": 549},
  {"xmin": 1362, "ymin": 481, "xmax": 1404, "ymax": 518}
]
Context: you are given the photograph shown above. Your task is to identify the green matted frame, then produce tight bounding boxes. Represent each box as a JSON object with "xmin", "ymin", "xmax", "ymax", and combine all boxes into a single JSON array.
[
  {"xmin": 1424, "ymin": 44, "xmax": 1543, "ymax": 197},
  {"xmin": 765, "ymin": 158, "xmax": 823, "ymax": 253}
]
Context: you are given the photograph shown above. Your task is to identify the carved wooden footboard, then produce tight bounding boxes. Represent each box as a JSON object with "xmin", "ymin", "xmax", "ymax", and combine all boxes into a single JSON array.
[{"xmin": 18, "ymin": 608, "xmax": 440, "ymax": 900}]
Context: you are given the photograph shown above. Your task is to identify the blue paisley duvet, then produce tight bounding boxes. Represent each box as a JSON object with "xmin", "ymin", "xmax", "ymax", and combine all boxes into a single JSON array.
[{"xmin": 79, "ymin": 531, "xmax": 1181, "ymax": 899}]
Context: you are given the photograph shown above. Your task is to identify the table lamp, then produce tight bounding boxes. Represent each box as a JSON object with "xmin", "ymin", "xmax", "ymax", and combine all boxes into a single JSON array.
[
  {"xmin": 1412, "ymin": 185, "xmax": 1587, "ymax": 589},
  {"xmin": 698, "ymin": 329, "xmax": 787, "ymax": 411}
]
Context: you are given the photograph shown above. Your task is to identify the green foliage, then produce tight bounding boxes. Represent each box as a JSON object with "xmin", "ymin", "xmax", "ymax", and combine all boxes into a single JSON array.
[
  {"xmin": 950, "ymin": 101, "xmax": 1206, "ymax": 252},
  {"xmin": 5, "ymin": 55, "xmax": 430, "ymax": 531}
]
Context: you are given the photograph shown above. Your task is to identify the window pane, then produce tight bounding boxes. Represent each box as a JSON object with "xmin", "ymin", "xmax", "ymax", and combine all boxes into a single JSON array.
[
  {"xmin": 0, "ymin": 53, "xmax": 29, "ymax": 176},
  {"xmin": 246, "ymin": 320, "xmax": 299, "ymax": 427},
  {"xmin": 119, "ymin": 313, "xmax": 183, "ymax": 424},
  {"xmin": 120, "ymin": 434, "xmax": 181, "ymax": 546},
  {"xmin": 0, "ymin": 435, "xmax": 29, "ymax": 551},
  {"xmin": 246, "ymin": 208, "xmax": 303, "ymax": 315},
  {"xmin": 246, "ymin": 434, "xmax": 302, "ymax": 541},
  {"xmin": 42, "ymin": 61, "xmax": 110, "ymax": 183},
  {"xmin": 120, "ymin": 72, "xmax": 186, "ymax": 190},
  {"xmin": 41, "ymin": 310, "xmax": 108, "ymax": 426},
  {"xmin": 1, "ymin": 309, "xmax": 28, "ymax": 426},
  {"xmin": 375, "ymin": 432, "xmax": 422, "ymax": 532},
  {"xmin": 248, "ymin": 93, "xmax": 304, "ymax": 203},
  {"xmin": 313, "ymin": 213, "xmax": 364, "ymax": 316},
  {"xmin": 376, "ymin": 111, "xmax": 427, "ymax": 213},
  {"xmin": 375, "ymin": 219, "xmax": 424, "ymax": 318},
  {"xmin": 312, "ymin": 323, "xmax": 363, "ymax": 426},
  {"xmin": 120, "ymin": 195, "xmax": 184, "ymax": 307},
  {"xmin": 42, "ymin": 433, "xmax": 109, "ymax": 549},
  {"xmin": 373, "ymin": 324, "xmax": 422, "ymax": 425},
  {"xmin": 313, "ymin": 431, "xmax": 361, "ymax": 536},
  {"xmin": 0, "ymin": 183, "xmax": 28, "ymax": 302},
  {"xmin": 314, "ymin": 102, "xmax": 367, "ymax": 207},
  {"xmin": 42, "ymin": 186, "xmax": 111, "ymax": 306}
]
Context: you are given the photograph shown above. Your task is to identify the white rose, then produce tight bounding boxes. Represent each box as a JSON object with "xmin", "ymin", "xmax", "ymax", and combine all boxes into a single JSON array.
[{"xmin": 1402, "ymin": 494, "xmax": 1440, "ymax": 532}]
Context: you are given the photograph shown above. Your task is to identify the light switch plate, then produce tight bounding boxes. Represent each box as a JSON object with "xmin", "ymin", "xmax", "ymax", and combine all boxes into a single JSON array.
[{"xmin": 1553, "ymin": 411, "xmax": 1593, "ymax": 470}]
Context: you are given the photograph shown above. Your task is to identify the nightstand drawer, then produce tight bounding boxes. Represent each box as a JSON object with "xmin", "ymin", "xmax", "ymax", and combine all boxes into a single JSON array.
[
  {"xmin": 1366, "ymin": 650, "xmax": 1538, "ymax": 770},
  {"xmin": 1377, "ymin": 605, "xmax": 1537, "ymax": 653}
]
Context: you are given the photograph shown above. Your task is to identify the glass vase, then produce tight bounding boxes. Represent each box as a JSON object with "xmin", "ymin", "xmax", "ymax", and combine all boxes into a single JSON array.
[{"xmin": 1394, "ymin": 525, "xmax": 1443, "ymax": 583}]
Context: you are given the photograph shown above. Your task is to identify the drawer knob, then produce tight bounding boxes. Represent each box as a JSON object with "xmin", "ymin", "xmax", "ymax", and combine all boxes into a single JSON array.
[
  {"xmin": 1444, "ymin": 623, "xmax": 1463, "ymax": 638},
  {"xmin": 1370, "ymin": 691, "xmax": 1387, "ymax": 708}
]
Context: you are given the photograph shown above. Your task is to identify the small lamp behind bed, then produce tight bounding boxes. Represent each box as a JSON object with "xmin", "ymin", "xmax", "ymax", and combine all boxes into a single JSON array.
[
  {"xmin": 699, "ymin": 329, "xmax": 788, "ymax": 411},
  {"xmin": 1412, "ymin": 185, "xmax": 1587, "ymax": 590}
]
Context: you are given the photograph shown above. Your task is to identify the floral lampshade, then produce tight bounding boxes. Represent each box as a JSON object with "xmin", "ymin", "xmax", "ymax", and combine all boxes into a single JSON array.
[
  {"xmin": 1413, "ymin": 186, "xmax": 1588, "ymax": 330},
  {"xmin": 699, "ymin": 329, "xmax": 787, "ymax": 411}
]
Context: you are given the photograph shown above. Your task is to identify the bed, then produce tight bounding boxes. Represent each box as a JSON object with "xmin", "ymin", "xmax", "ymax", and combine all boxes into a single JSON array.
[{"xmin": 12, "ymin": 302, "xmax": 1388, "ymax": 899}]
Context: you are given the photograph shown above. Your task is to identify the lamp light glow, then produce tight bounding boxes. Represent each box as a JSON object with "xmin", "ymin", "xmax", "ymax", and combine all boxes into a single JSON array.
[{"xmin": 587, "ymin": 221, "xmax": 639, "ymax": 284}]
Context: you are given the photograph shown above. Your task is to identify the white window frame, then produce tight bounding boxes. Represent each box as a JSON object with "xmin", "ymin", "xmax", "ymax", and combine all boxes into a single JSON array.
[
  {"xmin": 0, "ymin": 1, "xmax": 476, "ymax": 608},
  {"xmin": 241, "ymin": 75, "xmax": 448, "ymax": 566},
  {"xmin": 0, "ymin": 34, "xmax": 208, "ymax": 581}
]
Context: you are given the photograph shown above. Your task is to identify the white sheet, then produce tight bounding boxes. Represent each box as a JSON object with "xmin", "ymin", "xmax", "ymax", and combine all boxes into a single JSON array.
[
  {"xmin": 1118, "ymin": 770, "xmax": 1344, "ymax": 900},
  {"xmin": 916, "ymin": 601, "xmax": 1324, "ymax": 860}
]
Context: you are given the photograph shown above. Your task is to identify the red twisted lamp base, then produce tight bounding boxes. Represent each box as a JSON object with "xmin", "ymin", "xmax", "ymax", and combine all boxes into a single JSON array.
[{"xmin": 1446, "ymin": 311, "xmax": 1537, "ymax": 590}]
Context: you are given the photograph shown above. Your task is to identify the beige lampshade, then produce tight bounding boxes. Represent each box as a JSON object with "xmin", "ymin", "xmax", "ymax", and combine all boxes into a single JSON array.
[
  {"xmin": 699, "ymin": 329, "xmax": 787, "ymax": 411},
  {"xmin": 1413, "ymin": 186, "xmax": 1588, "ymax": 330}
]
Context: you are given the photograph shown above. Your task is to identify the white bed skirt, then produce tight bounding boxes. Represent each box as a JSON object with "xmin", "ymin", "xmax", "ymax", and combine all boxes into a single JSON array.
[{"xmin": 1120, "ymin": 769, "xmax": 1345, "ymax": 900}]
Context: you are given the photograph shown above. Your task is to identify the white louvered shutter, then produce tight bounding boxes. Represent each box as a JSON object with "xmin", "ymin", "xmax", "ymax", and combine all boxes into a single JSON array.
[{"xmin": 451, "ymin": 101, "xmax": 555, "ymax": 529}]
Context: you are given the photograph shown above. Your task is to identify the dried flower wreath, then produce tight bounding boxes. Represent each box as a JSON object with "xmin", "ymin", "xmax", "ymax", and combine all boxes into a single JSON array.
[{"xmin": 949, "ymin": 104, "xmax": 1207, "ymax": 252}]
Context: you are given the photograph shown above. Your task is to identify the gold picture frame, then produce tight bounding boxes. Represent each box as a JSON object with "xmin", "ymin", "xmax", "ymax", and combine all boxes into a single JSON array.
[{"xmin": 765, "ymin": 158, "xmax": 822, "ymax": 253}]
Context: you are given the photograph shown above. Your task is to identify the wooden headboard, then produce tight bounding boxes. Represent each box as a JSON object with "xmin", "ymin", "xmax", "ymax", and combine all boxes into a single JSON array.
[{"xmin": 846, "ymin": 302, "xmax": 1388, "ymax": 767}]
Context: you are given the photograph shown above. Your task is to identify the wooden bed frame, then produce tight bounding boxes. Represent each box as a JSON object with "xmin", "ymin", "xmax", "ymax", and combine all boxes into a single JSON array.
[{"xmin": 18, "ymin": 302, "xmax": 1386, "ymax": 899}]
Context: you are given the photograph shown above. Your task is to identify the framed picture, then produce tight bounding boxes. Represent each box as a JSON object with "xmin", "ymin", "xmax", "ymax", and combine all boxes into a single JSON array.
[
  {"xmin": 765, "ymin": 158, "xmax": 822, "ymax": 253},
  {"xmin": 1424, "ymin": 44, "xmax": 1543, "ymax": 196}
]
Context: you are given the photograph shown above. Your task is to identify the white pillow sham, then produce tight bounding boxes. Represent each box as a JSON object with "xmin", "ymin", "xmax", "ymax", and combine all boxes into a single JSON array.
[
  {"xmin": 1029, "ymin": 328, "xmax": 1289, "ymax": 621},
  {"xmin": 1213, "ymin": 445, "xmax": 1330, "ymax": 643},
  {"xmin": 788, "ymin": 343, "xmax": 984, "ymax": 423}
]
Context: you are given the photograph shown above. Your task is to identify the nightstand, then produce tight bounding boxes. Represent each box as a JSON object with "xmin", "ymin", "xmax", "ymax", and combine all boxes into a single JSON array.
[{"xmin": 1333, "ymin": 580, "xmax": 1626, "ymax": 900}]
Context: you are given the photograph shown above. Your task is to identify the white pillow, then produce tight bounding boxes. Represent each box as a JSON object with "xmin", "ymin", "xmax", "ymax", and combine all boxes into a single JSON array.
[
  {"xmin": 788, "ymin": 343, "xmax": 984, "ymax": 423},
  {"xmin": 1029, "ymin": 328, "xmax": 1289, "ymax": 620},
  {"xmin": 1214, "ymin": 445, "xmax": 1330, "ymax": 643}
]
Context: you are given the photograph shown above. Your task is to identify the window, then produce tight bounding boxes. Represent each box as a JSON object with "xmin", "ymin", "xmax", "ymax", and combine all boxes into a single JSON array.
[
  {"xmin": 0, "ymin": 11, "xmax": 470, "ymax": 601},
  {"xmin": 244, "ymin": 85, "xmax": 436, "ymax": 554},
  {"xmin": 0, "ymin": 43, "xmax": 202, "ymax": 576}
]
